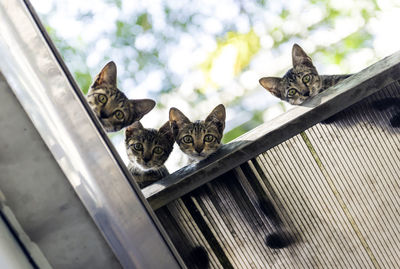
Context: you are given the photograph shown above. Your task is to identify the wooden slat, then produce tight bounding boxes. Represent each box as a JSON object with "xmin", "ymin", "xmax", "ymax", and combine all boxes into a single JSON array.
[
  {"xmin": 156, "ymin": 199, "xmax": 224, "ymax": 269},
  {"xmin": 256, "ymin": 136, "xmax": 374, "ymax": 268},
  {"xmin": 143, "ymin": 51, "xmax": 400, "ymax": 209}
]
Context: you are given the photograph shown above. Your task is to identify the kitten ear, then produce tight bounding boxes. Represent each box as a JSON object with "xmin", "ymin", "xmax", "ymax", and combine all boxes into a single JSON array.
[
  {"xmin": 292, "ymin": 44, "xmax": 313, "ymax": 67},
  {"xmin": 159, "ymin": 121, "xmax": 174, "ymax": 141},
  {"xmin": 92, "ymin": 61, "xmax": 117, "ymax": 87},
  {"xmin": 129, "ymin": 99, "xmax": 156, "ymax": 120},
  {"xmin": 169, "ymin": 107, "xmax": 190, "ymax": 138},
  {"xmin": 125, "ymin": 121, "xmax": 143, "ymax": 138},
  {"xmin": 205, "ymin": 104, "xmax": 226, "ymax": 133},
  {"xmin": 259, "ymin": 77, "xmax": 283, "ymax": 99}
]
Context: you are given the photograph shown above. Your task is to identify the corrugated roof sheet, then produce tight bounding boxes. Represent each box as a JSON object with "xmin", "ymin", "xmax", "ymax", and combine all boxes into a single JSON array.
[{"xmin": 157, "ymin": 81, "xmax": 400, "ymax": 268}]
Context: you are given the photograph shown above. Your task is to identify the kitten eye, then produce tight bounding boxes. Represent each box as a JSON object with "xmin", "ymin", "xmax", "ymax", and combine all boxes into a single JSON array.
[
  {"xmin": 287, "ymin": 88, "xmax": 298, "ymax": 97},
  {"xmin": 204, "ymin": 134, "xmax": 215, "ymax": 143},
  {"xmin": 302, "ymin": 74, "xmax": 311, "ymax": 84},
  {"xmin": 153, "ymin": 147, "xmax": 164, "ymax": 154},
  {"xmin": 132, "ymin": 143, "xmax": 143, "ymax": 151},
  {"xmin": 98, "ymin": 94, "xmax": 108, "ymax": 104},
  {"xmin": 114, "ymin": 110, "xmax": 124, "ymax": 120},
  {"xmin": 182, "ymin": 135, "xmax": 193, "ymax": 144}
]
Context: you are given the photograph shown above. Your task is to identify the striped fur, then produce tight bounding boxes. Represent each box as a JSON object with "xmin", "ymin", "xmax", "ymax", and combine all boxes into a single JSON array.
[
  {"xmin": 259, "ymin": 44, "xmax": 352, "ymax": 105},
  {"xmin": 320, "ymin": 74, "xmax": 352, "ymax": 91},
  {"xmin": 125, "ymin": 121, "xmax": 174, "ymax": 188},
  {"xmin": 86, "ymin": 61, "xmax": 155, "ymax": 132},
  {"xmin": 169, "ymin": 104, "xmax": 226, "ymax": 163}
]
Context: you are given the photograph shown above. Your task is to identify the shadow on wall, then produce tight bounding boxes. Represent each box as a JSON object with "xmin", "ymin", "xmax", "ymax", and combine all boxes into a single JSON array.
[
  {"xmin": 371, "ymin": 97, "xmax": 400, "ymax": 128},
  {"xmin": 319, "ymin": 81, "xmax": 400, "ymax": 131}
]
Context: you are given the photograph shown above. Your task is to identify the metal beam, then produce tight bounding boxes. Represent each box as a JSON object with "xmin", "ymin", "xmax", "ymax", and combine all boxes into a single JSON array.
[{"xmin": 0, "ymin": 1, "xmax": 184, "ymax": 268}]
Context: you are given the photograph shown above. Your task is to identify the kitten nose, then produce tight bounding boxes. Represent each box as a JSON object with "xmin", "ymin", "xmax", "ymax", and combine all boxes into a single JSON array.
[
  {"xmin": 143, "ymin": 157, "xmax": 151, "ymax": 163},
  {"xmin": 100, "ymin": 110, "xmax": 108, "ymax": 118},
  {"xmin": 195, "ymin": 146, "xmax": 203, "ymax": 154},
  {"xmin": 303, "ymin": 91, "xmax": 310, "ymax": 97}
]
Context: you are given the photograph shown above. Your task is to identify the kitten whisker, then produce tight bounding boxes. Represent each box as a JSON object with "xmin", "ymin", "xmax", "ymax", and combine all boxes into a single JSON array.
[
  {"xmin": 125, "ymin": 121, "xmax": 174, "ymax": 188},
  {"xmin": 169, "ymin": 105, "xmax": 226, "ymax": 164}
]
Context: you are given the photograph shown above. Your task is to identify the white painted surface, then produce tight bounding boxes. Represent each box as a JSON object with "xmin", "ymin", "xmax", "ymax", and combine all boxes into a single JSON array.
[{"xmin": 0, "ymin": 217, "xmax": 33, "ymax": 269}]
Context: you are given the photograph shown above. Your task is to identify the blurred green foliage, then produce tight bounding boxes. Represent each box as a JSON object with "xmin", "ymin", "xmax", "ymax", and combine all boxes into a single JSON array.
[
  {"xmin": 38, "ymin": 0, "xmax": 382, "ymax": 143},
  {"xmin": 201, "ymin": 30, "xmax": 261, "ymax": 89}
]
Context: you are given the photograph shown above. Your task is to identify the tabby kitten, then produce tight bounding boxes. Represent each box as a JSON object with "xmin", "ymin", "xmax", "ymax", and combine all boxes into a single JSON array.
[
  {"xmin": 125, "ymin": 121, "xmax": 174, "ymax": 188},
  {"xmin": 259, "ymin": 44, "xmax": 352, "ymax": 105},
  {"xmin": 169, "ymin": 104, "xmax": 225, "ymax": 162},
  {"xmin": 86, "ymin": 61, "xmax": 156, "ymax": 132}
]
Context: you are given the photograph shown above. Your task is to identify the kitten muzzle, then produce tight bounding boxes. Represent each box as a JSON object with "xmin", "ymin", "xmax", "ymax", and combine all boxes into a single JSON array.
[
  {"xmin": 100, "ymin": 110, "xmax": 108, "ymax": 118},
  {"xmin": 195, "ymin": 146, "xmax": 204, "ymax": 154},
  {"xmin": 142, "ymin": 152, "xmax": 152, "ymax": 164},
  {"xmin": 135, "ymin": 160, "xmax": 160, "ymax": 171},
  {"xmin": 192, "ymin": 151, "xmax": 207, "ymax": 160}
]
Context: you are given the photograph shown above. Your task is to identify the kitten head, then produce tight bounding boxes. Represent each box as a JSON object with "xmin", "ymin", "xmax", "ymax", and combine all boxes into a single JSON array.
[
  {"xmin": 125, "ymin": 121, "xmax": 174, "ymax": 170},
  {"xmin": 259, "ymin": 44, "xmax": 322, "ymax": 105},
  {"xmin": 169, "ymin": 104, "xmax": 225, "ymax": 161},
  {"xmin": 86, "ymin": 61, "xmax": 156, "ymax": 132}
]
